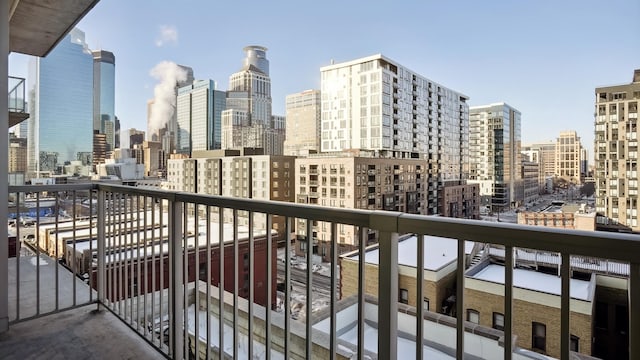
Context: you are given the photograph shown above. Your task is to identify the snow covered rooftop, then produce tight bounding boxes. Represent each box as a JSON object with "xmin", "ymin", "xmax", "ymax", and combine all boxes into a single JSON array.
[
  {"xmin": 469, "ymin": 264, "xmax": 593, "ymax": 301},
  {"xmin": 350, "ymin": 235, "xmax": 474, "ymax": 271}
]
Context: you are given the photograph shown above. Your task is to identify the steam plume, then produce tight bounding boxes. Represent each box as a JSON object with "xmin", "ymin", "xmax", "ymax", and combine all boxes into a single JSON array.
[{"xmin": 148, "ymin": 61, "xmax": 188, "ymax": 140}]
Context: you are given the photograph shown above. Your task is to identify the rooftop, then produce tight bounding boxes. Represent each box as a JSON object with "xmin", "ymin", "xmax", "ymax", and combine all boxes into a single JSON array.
[
  {"xmin": 349, "ymin": 235, "xmax": 474, "ymax": 272},
  {"xmin": 469, "ymin": 264, "xmax": 593, "ymax": 301}
]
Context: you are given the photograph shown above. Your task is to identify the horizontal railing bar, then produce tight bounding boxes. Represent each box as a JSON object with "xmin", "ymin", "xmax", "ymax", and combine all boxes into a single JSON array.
[
  {"xmin": 9, "ymin": 183, "xmax": 94, "ymax": 192},
  {"xmin": 174, "ymin": 192, "xmax": 373, "ymax": 226},
  {"xmin": 398, "ymin": 214, "xmax": 640, "ymax": 263}
]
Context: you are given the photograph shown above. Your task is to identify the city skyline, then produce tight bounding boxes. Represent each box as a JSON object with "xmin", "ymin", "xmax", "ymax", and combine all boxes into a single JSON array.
[{"xmin": 7, "ymin": 0, "xmax": 640, "ymax": 161}]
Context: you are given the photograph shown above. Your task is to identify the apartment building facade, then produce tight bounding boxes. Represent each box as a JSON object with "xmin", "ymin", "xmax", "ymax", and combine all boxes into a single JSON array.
[
  {"xmin": 166, "ymin": 154, "xmax": 295, "ymax": 241},
  {"xmin": 469, "ymin": 103, "xmax": 523, "ymax": 210},
  {"xmin": 594, "ymin": 69, "xmax": 640, "ymax": 231},
  {"xmin": 295, "ymin": 154, "xmax": 426, "ymax": 259},
  {"xmin": 555, "ymin": 130, "xmax": 584, "ymax": 185},
  {"xmin": 283, "ymin": 89, "xmax": 321, "ymax": 156},
  {"xmin": 319, "ymin": 54, "xmax": 470, "ymax": 215}
]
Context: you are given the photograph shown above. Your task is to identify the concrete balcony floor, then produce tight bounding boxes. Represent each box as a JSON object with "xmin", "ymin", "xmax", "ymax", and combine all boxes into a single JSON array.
[
  {"xmin": 1, "ymin": 249, "xmax": 163, "ymax": 359},
  {"xmin": 0, "ymin": 305, "xmax": 163, "ymax": 359}
]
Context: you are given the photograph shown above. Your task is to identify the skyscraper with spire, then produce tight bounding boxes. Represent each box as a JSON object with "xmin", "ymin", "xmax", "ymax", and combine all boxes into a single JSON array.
[{"xmin": 222, "ymin": 46, "xmax": 284, "ymax": 155}]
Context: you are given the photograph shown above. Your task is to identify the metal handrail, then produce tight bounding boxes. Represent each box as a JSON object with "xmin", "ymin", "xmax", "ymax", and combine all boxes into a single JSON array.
[{"xmin": 7, "ymin": 182, "xmax": 640, "ymax": 360}]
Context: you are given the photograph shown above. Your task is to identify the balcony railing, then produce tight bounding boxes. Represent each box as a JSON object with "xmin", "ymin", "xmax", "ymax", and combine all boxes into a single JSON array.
[
  {"xmin": 5, "ymin": 183, "xmax": 640, "ymax": 360},
  {"xmin": 8, "ymin": 76, "xmax": 25, "ymax": 114}
]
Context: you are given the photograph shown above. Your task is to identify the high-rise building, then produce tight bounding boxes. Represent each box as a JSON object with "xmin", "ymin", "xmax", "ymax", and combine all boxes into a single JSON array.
[
  {"xmin": 525, "ymin": 141, "xmax": 556, "ymax": 178},
  {"xmin": 319, "ymin": 54, "xmax": 469, "ymax": 214},
  {"xmin": 555, "ymin": 130, "xmax": 584, "ymax": 184},
  {"xmin": 92, "ymin": 50, "xmax": 115, "ymax": 151},
  {"xmin": 222, "ymin": 46, "xmax": 284, "ymax": 155},
  {"xmin": 93, "ymin": 131, "xmax": 107, "ymax": 167},
  {"xmin": 594, "ymin": 69, "xmax": 640, "ymax": 231},
  {"xmin": 176, "ymin": 80, "xmax": 226, "ymax": 155},
  {"xmin": 284, "ymin": 89, "xmax": 321, "ymax": 156},
  {"xmin": 27, "ymin": 28, "xmax": 94, "ymax": 177},
  {"xmin": 469, "ymin": 103, "xmax": 523, "ymax": 211},
  {"xmin": 8, "ymin": 133, "xmax": 27, "ymax": 173}
]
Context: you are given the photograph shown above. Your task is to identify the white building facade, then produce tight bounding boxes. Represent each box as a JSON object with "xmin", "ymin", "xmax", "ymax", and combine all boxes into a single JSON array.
[{"xmin": 319, "ymin": 54, "xmax": 469, "ymax": 214}]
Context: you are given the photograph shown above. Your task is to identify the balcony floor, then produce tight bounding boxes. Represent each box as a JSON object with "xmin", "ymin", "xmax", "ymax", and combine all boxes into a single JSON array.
[{"xmin": 0, "ymin": 305, "xmax": 163, "ymax": 359}]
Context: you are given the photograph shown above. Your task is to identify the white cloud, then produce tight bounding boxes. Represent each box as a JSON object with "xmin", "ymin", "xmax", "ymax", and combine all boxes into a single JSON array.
[{"xmin": 155, "ymin": 25, "xmax": 178, "ymax": 47}]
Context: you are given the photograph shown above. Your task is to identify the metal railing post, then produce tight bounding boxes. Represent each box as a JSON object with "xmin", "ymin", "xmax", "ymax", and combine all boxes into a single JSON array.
[
  {"xmin": 97, "ymin": 189, "xmax": 106, "ymax": 308},
  {"xmin": 630, "ymin": 262, "xmax": 640, "ymax": 359},
  {"xmin": 0, "ymin": 0, "xmax": 9, "ymax": 332},
  {"xmin": 170, "ymin": 198, "xmax": 184, "ymax": 359},
  {"xmin": 374, "ymin": 213, "xmax": 398, "ymax": 360}
]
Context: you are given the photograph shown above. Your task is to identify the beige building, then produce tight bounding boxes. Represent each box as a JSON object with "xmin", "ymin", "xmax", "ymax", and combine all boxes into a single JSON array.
[
  {"xmin": 141, "ymin": 140, "xmax": 165, "ymax": 177},
  {"xmin": 8, "ymin": 134, "xmax": 27, "ymax": 173},
  {"xmin": 555, "ymin": 130, "xmax": 584, "ymax": 184},
  {"xmin": 165, "ymin": 154, "xmax": 295, "ymax": 241},
  {"xmin": 295, "ymin": 154, "xmax": 426, "ymax": 258},
  {"xmin": 283, "ymin": 89, "xmax": 321, "ymax": 156},
  {"xmin": 524, "ymin": 141, "xmax": 556, "ymax": 179},
  {"xmin": 340, "ymin": 235, "xmax": 465, "ymax": 314},
  {"xmin": 465, "ymin": 262, "xmax": 594, "ymax": 358},
  {"xmin": 595, "ymin": 69, "xmax": 640, "ymax": 231}
]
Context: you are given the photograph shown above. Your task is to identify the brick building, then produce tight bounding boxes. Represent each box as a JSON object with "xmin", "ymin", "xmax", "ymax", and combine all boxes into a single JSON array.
[{"xmin": 340, "ymin": 234, "xmax": 472, "ymax": 313}]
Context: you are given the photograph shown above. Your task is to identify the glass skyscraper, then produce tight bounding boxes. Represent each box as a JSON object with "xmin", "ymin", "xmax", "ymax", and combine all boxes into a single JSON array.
[
  {"xmin": 27, "ymin": 28, "xmax": 94, "ymax": 176},
  {"xmin": 176, "ymin": 80, "xmax": 226, "ymax": 155},
  {"xmin": 93, "ymin": 50, "xmax": 116, "ymax": 150}
]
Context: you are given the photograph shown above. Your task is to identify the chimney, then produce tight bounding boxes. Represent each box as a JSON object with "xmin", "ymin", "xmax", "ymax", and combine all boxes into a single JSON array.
[{"xmin": 634, "ymin": 69, "xmax": 640, "ymax": 83}]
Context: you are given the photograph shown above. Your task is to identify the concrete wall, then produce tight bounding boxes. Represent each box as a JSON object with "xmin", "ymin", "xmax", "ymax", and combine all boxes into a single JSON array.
[{"xmin": 189, "ymin": 281, "xmax": 351, "ymax": 359}]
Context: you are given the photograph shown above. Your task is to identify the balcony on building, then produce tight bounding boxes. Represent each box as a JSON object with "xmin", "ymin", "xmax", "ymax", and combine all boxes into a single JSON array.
[{"xmin": 8, "ymin": 76, "xmax": 28, "ymax": 127}]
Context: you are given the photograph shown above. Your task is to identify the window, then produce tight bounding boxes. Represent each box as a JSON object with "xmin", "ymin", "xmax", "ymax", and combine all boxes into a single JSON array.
[
  {"xmin": 570, "ymin": 335, "xmax": 579, "ymax": 352},
  {"xmin": 492, "ymin": 312, "xmax": 504, "ymax": 331},
  {"xmin": 423, "ymin": 298, "xmax": 429, "ymax": 312},
  {"xmin": 532, "ymin": 322, "xmax": 546, "ymax": 352},
  {"xmin": 467, "ymin": 309, "xmax": 479, "ymax": 324},
  {"xmin": 399, "ymin": 288, "xmax": 409, "ymax": 304}
]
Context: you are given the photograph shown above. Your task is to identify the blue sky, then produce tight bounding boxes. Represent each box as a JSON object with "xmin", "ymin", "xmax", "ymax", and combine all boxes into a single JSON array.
[{"xmin": 9, "ymin": 0, "xmax": 640, "ymax": 159}]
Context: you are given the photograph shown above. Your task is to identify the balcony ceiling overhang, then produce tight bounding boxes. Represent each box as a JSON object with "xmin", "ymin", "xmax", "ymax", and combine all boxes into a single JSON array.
[{"xmin": 9, "ymin": 0, "xmax": 99, "ymax": 57}]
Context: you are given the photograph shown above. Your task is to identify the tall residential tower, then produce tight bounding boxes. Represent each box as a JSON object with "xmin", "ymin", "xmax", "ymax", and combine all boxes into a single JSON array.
[
  {"xmin": 594, "ymin": 69, "xmax": 640, "ymax": 231},
  {"xmin": 469, "ymin": 103, "xmax": 523, "ymax": 211},
  {"xmin": 319, "ymin": 54, "xmax": 470, "ymax": 214}
]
